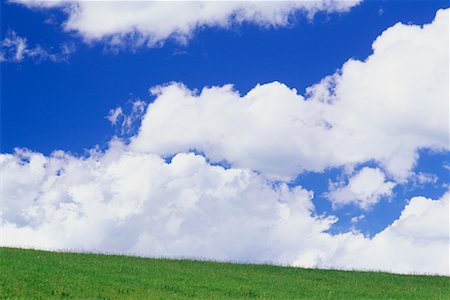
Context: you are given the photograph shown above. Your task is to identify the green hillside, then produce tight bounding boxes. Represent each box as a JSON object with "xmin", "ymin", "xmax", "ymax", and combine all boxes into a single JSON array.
[{"xmin": 0, "ymin": 247, "xmax": 448, "ymax": 299}]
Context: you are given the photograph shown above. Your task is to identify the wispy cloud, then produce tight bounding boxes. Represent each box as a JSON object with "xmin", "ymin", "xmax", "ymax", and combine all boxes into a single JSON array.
[
  {"xmin": 107, "ymin": 100, "xmax": 147, "ymax": 137},
  {"xmin": 0, "ymin": 30, "xmax": 75, "ymax": 63}
]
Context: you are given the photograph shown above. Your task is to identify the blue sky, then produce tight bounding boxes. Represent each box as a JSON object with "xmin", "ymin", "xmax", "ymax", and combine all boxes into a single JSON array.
[
  {"xmin": 1, "ymin": 1, "xmax": 449, "ymax": 275},
  {"xmin": 2, "ymin": 1, "xmax": 447, "ymax": 154}
]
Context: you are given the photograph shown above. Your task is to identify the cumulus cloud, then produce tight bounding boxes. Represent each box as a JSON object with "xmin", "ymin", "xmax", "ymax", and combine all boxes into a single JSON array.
[
  {"xmin": 0, "ymin": 30, "xmax": 75, "ymax": 63},
  {"xmin": 327, "ymin": 167, "xmax": 396, "ymax": 210},
  {"xmin": 130, "ymin": 9, "xmax": 449, "ymax": 181},
  {"xmin": 293, "ymin": 192, "xmax": 449, "ymax": 275},
  {"xmin": 0, "ymin": 145, "xmax": 331, "ymax": 264},
  {"xmin": 306, "ymin": 8, "xmax": 449, "ymax": 180},
  {"xmin": 10, "ymin": 0, "xmax": 361, "ymax": 47},
  {"xmin": 1, "ymin": 146, "xmax": 448, "ymax": 275}
]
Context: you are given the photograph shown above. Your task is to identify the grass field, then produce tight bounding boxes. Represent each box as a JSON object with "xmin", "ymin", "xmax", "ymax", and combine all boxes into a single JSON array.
[{"xmin": 1, "ymin": 247, "xmax": 449, "ymax": 299}]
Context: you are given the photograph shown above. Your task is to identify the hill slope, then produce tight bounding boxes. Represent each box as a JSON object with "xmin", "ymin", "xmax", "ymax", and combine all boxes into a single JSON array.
[{"xmin": 1, "ymin": 247, "xmax": 448, "ymax": 299}]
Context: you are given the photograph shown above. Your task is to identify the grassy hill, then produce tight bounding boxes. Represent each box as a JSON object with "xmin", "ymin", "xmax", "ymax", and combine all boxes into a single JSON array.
[{"xmin": 1, "ymin": 247, "xmax": 448, "ymax": 299}]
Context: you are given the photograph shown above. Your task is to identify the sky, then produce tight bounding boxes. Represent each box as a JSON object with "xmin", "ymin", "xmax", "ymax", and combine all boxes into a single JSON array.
[{"xmin": 1, "ymin": 0, "xmax": 449, "ymax": 275}]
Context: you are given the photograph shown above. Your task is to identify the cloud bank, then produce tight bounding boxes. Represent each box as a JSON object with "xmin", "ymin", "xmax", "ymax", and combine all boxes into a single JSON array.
[
  {"xmin": 2, "ymin": 146, "xmax": 449, "ymax": 275},
  {"xmin": 1, "ymin": 8, "xmax": 449, "ymax": 275},
  {"xmin": 11, "ymin": 0, "xmax": 361, "ymax": 47}
]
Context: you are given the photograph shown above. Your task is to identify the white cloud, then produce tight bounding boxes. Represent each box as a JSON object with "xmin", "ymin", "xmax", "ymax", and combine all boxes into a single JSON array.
[
  {"xmin": 0, "ymin": 30, "xmax": 75, "ymax": 63},
  {"xmin": 327, "ymin": 167, "xmax": 396, "ymax": 210},
  {"xmin": 303, "ymin": 192, "xmax": 449, "ymax": 275},
  {"xmin": 1, "ymin": 146, "xmax": 448, "ymax": 275},
  {"xmin": 130, "ymin": 9, "xmax": 449, "ymax": 182},
  {"xmin": 0, "ymin": 30, "xmax": 27, "ymax": 62},
  {"xmin": 411, "ymin": 172, "xmax": 439, "ymax": 187},
  {"xmin": 307, "ymin": 8, "xmax": 449, "ymax": 180},
  {"xmin": 107, "ymin": 107, "xmax": 123, "ymax": 125},
  {"xmin": 350, "ymin": 214, "xmax": 364, "ymax": 224},
  {"xmin": 108, "ymin": 100, "xmax": 148, "ymax": 136},
  {"xmin": 0, "ymin": 146, "xmax": 331, "ymax": 264},
  {"xmin": 11, "ymin": 0, "xmax": 361, "ymax": 47},
  {"xmin": 443, "ymin": 161, "xmax": 450, "ymax": 171},
  {"xmin": 9, "ymin": 0, "xmax": 67, "ymax": 8}
]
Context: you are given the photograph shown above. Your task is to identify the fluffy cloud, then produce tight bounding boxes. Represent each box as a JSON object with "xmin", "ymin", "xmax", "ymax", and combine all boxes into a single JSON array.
[
  {"xmin": 0, "ymin": 145, "xmax": 331, "ymax": 264},
  {"xmin": 0, "ymin": 30, "xmax": 75, "ymax": 63},
  {"xmin": 306, "ymin": 192, "xmax": 449, "ymax": 275},
  {"xmin": 1, "ymin": 146, "xmax": 448, "ymax": 275},
  {"xmin": 327, "ymin": 167, "xmax": 396, "ymax": 209},
  {"xmin": 307, "ymin": 7, "xmax": 449, "ymax": 180},
  {"xmin": 130, "ymin": 9, "xmax": 449, "ymax": 181},
  {"xmin": 11, "ymin": 0, "xmax": 361, "ymax": 46}
]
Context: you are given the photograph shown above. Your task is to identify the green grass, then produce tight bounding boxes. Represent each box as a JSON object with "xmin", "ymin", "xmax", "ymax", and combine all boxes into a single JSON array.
[{"xmin": 1, "ymin": 247, "xmax": 449, "ymax": 299}]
